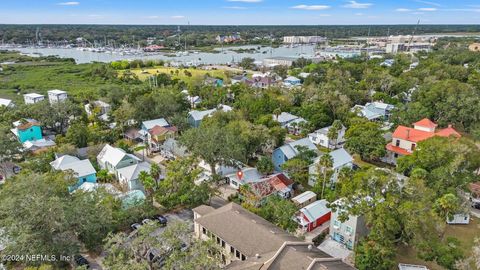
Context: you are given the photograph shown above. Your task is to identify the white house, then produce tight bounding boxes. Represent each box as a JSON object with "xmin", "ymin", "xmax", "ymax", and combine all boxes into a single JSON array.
[
  {"xmin": 308, "ymin": 148, "xmax": 354, "ymax": 186},
  {"xmin": 225, "ymin": 167, "xmax": 263, "ymax": 189},
  {"xmin": 291, "ymin": 191, "xmax": 317, "ymax": 208},
  {"xmin": 97, "ymin": 144, "xmax": 140, "ymax": 175},
  {"xmin": 273, "ymin": 112, "xmax": 307, "ymax": 135},
  {"xmin": 23, "ymin": 93, "xmax": 45, "ymax": 104},
  {"xmin": 0, "ymin": 98, "xmax": 14, "ymax": 108},
  {"xmin": 352, "ymin": 102, "xmax": 395, "ymax": 121},
  {"xmin": 47, "ymin": 89, "xmax": 68, "ymax": 103},
  {"xmin": 308, "ymin": 124, "xmax": 346, "ymax": 149},
  {"xmin": 85, "ymin": 100, "xmax": 111, "ymax": 121},
  {"xmin": 446, "ymin": 213, "xmax": 470, "ymax": 225}
]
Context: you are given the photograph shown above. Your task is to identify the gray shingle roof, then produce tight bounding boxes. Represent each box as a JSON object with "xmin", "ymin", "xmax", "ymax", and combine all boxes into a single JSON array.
[{"xmin": 195, "ymin": 203, "xmax": 299, "ymax": 257}]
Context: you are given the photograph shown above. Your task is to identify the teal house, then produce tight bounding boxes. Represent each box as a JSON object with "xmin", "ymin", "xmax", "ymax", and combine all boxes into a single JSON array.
[
  {"xmin": 12, "ymin": 119, "xmax": 43, "ymax": 143},
  {"xmin": 50, "ymin": 155, "xmax": 97, "ymax": 192}
]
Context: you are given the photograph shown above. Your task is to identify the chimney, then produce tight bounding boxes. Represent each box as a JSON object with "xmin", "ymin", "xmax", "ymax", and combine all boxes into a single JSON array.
[
  {"xmin": 448, "ymin": 124, "xmax": 452, "ymax": 128},
  {"xmin": 406, "ymin": 129, "xmax": 410, "ymax": 139}
]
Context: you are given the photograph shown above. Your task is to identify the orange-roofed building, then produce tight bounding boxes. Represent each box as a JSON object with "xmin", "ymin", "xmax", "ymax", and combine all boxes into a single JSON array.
[{"xmin": 385, "ymin": 118, "xmax": 461, "ymax": 164}]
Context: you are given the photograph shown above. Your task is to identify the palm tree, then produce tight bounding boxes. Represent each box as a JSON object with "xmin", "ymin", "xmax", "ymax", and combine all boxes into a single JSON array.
[
  {"xmin": 150, "ymin": 163, "xmax": 162, "ymax": 188},
  {"xmin": 327, "ymin": 120, "xmax": 342, "ymax": 149},
  {"xmin": 318, "ymin": 153, "xmax": 333, "ymax": 199},
  {"xmin": 138, "ymin": 171, "xmax": 155, "ymax": 202},
  {"xmin": 273, "ymin": 108, "xmax": 282, "ymax": 121}
]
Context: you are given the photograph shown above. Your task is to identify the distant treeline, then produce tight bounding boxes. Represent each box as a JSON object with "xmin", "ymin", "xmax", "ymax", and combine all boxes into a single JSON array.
[{"xmin": 1, "ymin": 24, "xmax": 479, "ymax": 46}]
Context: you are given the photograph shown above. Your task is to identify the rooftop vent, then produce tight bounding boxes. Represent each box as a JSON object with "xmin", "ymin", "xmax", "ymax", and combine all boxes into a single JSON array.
[
  {"xmin": 308, "ymin": 244, "xmax": 313, "ymax": 250},
  {"xmin": 255, "ymin": 254, "xmax": 260, "ymax": 259}
]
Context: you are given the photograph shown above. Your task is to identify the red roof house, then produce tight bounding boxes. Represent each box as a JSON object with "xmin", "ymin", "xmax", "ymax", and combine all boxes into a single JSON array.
[
  {"xmin": 386, "ymin": 118, "xmax": 461, "ymax": 164},
  {"xmin": 295, "ymin": 200, "xmax": 331, "ymax": 232}
]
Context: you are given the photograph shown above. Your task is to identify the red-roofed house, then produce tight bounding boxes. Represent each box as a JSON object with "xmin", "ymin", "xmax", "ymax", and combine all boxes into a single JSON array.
[
  {"xmin": 239, "ymin": 173, "xmax": 294, "ymax": 206},
  {"xmin": 294, "ymin": 199, "xmax": 331, "ymax": 232},
  {"xmin": 147, "ymin": 125, "xmax": 178, "ymax": 152},
  {"xmin": 385, "ymin": 118, "xmax": 461, "ymax": 164}
]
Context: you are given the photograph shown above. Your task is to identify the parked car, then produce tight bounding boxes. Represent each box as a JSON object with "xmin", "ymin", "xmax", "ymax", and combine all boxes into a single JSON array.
[
  {"xmin": 472, "ymin": 202, "xmax": 480, "ymax": 210},
  {"xmin": 142, "ymin": 218, "xmax": 154, "ymax": 225},
  {"xmin": 153, "ymin": 214, "xmax": 168, "ymax": 225},
  {"xmin": 73, "ymin": 255, "xmax": 90, "ymax": 269},
  {"xmin": 131, "ymin": 223, "xmax": 142, "ymax": 230}
]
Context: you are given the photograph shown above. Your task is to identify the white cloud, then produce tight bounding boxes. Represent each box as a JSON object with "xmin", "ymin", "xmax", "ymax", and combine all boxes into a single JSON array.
[
  {"xmin": 227, "ymin": 0, "xmax": 262, "ymax": 2},
  {"xmin": 291, "ymin": 5, "xmax": 330, "ymax": 10},
  {"xmin": 418, "ymin": 7, "xmax": 437, "ymax": 11},
  {"xmin": 223, "ymin": 6, "xmax": 248, "ymax": 9},
  {"xmin": 57, "ymin": 1, "xmax": 80, "ymax": 6},
  {"xmin": 343, "ymin": 1, "xmax": 372, "ymax": 9},
  {"xmin": 171, "ymin": 15, "xmax": 185, "ymax": 19},
  {"xmin": 415, "ymin": 0, "xmax": 442, "ymax": 7},
  {"xmin": 395, "ymin": 8, "xmax": 411, "ymax": 12}
]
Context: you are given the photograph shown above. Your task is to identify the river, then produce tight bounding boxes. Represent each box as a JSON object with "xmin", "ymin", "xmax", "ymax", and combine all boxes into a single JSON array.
[{"xmin": 2, "ymin": 45, "xmax": 316, "ymax": 65}]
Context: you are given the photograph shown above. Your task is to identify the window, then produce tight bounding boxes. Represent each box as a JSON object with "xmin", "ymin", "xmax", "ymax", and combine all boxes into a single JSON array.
[
  {"xmin": 221, "ymin": 240, "xmax": 225, "ymax": 248},
  {"xmin": 231, "ymin": 180, "xmax": 238, "ymax": 186},
  {"xmin": 230, "ymin": 247, "xmax": 234, "ymax": 254},
  {"xmin": 236, "ymin": 250, "xmax": 240, "ymax": 259},
  {"xmin": 411, "ymin": 143, "xmax": 416, "ymax": 151},
  {"xmin": 345, "ymin": 226, "xmax": 353, "ymax": 234},
  {"xmin": 241, "ymin": 255, "xmax": 246, "ymax": 261},
  {"xmin": 202, "ymin": 227, "xmax": 206, "ymax": 235},
  {"xmin": 333, "ymin": 220, "xmax": 341, "ymax": 228},
  {"xmin": 394, "ymin": 153, "xmax": 398, "ymax": 158},
  {"xmin": 395, "ymin": 140, "xmax": 400, "ymax": 147}
]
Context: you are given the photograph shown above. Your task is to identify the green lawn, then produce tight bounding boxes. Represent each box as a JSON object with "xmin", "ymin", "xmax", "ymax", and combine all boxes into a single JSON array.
[
  {"xmin": 396, "ymin": 216, "xmax": 480, "ymax": 270},
  {"xmin": 127, "ymin": 66, "xmax": 231, "ymax": 86}
]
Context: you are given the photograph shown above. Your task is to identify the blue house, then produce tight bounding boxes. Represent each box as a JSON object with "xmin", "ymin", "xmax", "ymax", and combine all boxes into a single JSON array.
[
  {"xmin": 204, "ymin": 77, "xmax": 224, "ymax": 87},
  {"xmin": 352, "ymin": 102, "xmax": 395, "ymax": 121},
  {"xmin": 272, "ymin": 138, "xmax": 318, "ymax": 171},
  {"xmin": 11, "ymin": 119, "xmax": 43, "ymax": 143},
  {"xmin": 50, "ymin": 155, "xmax": 97, "ymax": 191}
]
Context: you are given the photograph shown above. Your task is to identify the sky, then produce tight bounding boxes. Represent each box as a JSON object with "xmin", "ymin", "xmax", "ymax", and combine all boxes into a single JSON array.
[{"xmin": 0, "ymin": 0, "xmax": 479, "ymax": 25}]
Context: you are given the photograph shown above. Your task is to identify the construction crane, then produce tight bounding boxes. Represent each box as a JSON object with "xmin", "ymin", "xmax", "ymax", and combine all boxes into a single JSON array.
[{"xmin": 407, "ymin": 20, "xmax": 421, "ymax": 52}]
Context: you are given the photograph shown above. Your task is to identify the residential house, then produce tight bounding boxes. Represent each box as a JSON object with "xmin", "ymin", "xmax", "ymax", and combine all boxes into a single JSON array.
[
  {"xmin": 50, "ymin": 155, "xmax": 97, "ymax": 191},
  {"xmin": 245, "ymin": 76, "xmax": 277, "ymax": 89},
  {"xmin": 225, "ymin": 167, "xmax": 263, "ymax": 189},
  {"xmin": 85, "ymin": 100, "xmax": 111, "ymax": 121},
  {"xmin": 23, "ymin": 93, "xmax": 45, "ymax": 104},
  {"xmin": 352, "ymin": 101, "xmax": 395, "ymax": 121},
  {"xmin": 294, "ymin": 200, "xmax": 331, "ymax": 232},
  {"xmin": 47, "ymin": 89, "xmax": 68, "ymax": 103},
  {"xmin": 140, "ymin": 118, "xmax": 174, "ymax": 151},
  {"xmin": 181, "ymin": 90, "xmax": 202, "ymax": 108},
  {"xmin": 284, "ymin": 76, "xmax": 301, "ymax": 86},
  {"xmin": 273, "ymin": 112, "xmax": 307, "ymax": 135},
  {"xmin": 204, "ymin": 77, "xmax": 224, "ymax": 87},
  {"xmin": 146, "ymin": 125, "xmax": 178, "ymax": 152},
  {"xmin": 0, "ymin": 98, "xmax": 14, "ymax": 108},
  {"xmin": 141, "ymin": 118, "xmax": 170, "ymax": 131},
  {"xmin": 291, "ymin": 191, "xmax": 317, "ymax": 208},
  {"xmin": 11, "ymin": 119, "xmax": 43, "ymax": 143},
  {"xmin": 117, "ymin": 162, "xmax": 151, "ymax": 191},
  {"xmin": 385, "ymin": 118, "xmax": 461, "ymax": 164},
  {"xmin": 468, "ymin": 182, "xmax": 480, "ymax": 202},
  {"xmin": 272, "ymin": 138, "xmax": 318, "ymax": 171},
  {"xmin": 97, "ymin": 144, "xmax": 140, "ymax": 176},
  {"xmin": 188, "ymin": 104, "xmax": 233, "ymax": 128},
  {"xmin": 298, "ymin": 72, "xmax": 311, "ymax": 79},
  {"xmin": 240, "ymin": 173, "xmax": 294, "ymax": 206},
  {"xmin": 329, "ymin": 200, "xmax": 368, "ymax": 250},
  {"xmin": 193, "ymin": 203, "xmax": 354, "ymax": 269},
  {"xmin": 231, "ymin": 75, "xmax": 248, "ymax": 85},
  {"xmin": 308, "ymin": 148, "xmax": 354, "ymax": 186},
  {"xmin": 308, "ymin": 124, "xmax": 346, "ymax": 149}
]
